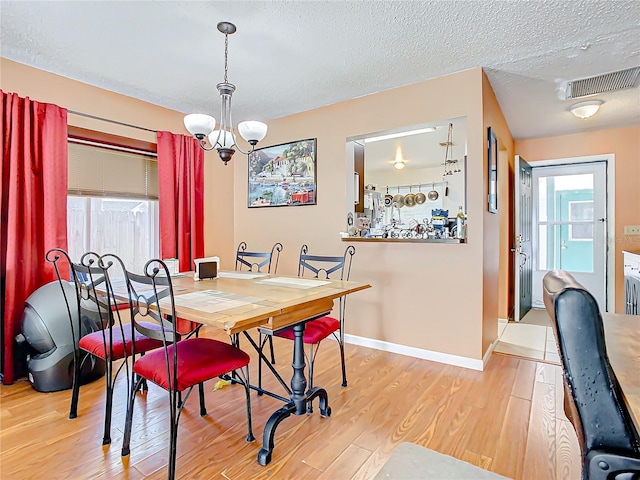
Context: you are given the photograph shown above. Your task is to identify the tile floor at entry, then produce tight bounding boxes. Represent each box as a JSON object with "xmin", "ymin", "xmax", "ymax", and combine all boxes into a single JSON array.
[{"xmin": 494, "ymin": 309, "xmax": 560, "ymax": 365}]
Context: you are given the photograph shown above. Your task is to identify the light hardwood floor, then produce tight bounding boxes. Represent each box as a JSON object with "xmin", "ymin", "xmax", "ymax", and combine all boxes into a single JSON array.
[{"xmin": 0, "ymin": 328, "xmax": 581, "ymax": 479}]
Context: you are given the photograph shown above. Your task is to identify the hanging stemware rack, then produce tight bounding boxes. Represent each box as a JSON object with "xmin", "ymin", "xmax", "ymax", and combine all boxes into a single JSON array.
[{"xmin": 441, "ymin": 123, "xmax": 460, "ymax": 177}]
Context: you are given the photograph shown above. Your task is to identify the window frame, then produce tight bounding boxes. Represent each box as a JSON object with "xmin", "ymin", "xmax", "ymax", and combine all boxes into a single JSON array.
[
  {"xmin": 66, "ymin": 127, "xmax": 160, "ymax": 271},
  {"xmin": 68, "ymin": 126, "xmax": 157, "ymax": 154}
]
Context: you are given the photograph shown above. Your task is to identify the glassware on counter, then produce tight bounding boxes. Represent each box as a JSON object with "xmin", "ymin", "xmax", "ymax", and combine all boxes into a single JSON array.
[{"xmin": 456, "ymin": 206, "xmax": 466, "ymax": 239}]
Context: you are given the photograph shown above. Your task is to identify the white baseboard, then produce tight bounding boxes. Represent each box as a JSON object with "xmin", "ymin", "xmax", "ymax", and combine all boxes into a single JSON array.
[
  {"xmin": 483, "ymin": 334, "xmax": 501, "ymax": 368},
  {"xmin": 344, "ymin": 334, "xmax": 485, "ymax": 371}
]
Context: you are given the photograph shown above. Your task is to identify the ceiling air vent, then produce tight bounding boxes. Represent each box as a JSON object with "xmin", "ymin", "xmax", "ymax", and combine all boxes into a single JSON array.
[{"xmin": 565, "ymin": 66, "xmax": 640, "ymax": 99}]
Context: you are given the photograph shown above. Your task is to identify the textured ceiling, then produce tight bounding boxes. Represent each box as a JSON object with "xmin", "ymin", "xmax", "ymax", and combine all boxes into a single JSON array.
[{"xmin": 1, "ymin": 1, "xmax": 639, "ymax": 140}]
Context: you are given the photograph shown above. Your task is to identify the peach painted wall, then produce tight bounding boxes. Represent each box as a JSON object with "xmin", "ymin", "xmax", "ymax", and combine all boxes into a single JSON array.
[
  {"xmin": 232, "ymin": 68, "xmax": 495, "ymax": 362},
  {"xmin": 3, "ymin": 59, "xmax": 508, "ymax": 364},
  {"xmin": 481, "ymin": 72, "xmax": 515, "ymax": 353},
  {"xmin": 515, "ymin": 125, "xmax": 640, "ymax": 312},
  {"xmin": 0, "ymin": 58, "xmax": 235, "ymax": 261}
]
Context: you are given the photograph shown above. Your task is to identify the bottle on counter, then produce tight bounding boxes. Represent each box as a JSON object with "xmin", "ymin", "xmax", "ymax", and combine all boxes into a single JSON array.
[{"xmin": 456, "ymin": 206, "xmax": 466, "ymax": 239}]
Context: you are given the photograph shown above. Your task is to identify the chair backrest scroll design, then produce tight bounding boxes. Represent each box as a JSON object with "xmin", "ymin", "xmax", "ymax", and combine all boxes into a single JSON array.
[
  {"xmin": 235, "ymin": 242, "xmax": 283, "ymax": 273},
  {"xmin": 297, "ymin": 244, "xmax": 355, "ymax": 281},
  {"xmin": 121, "ymin": 258, "xmax": 178, "ymax": 391},
  {"xmin": 298, "ymin": 244, "xmax": 355, "ymax": 323},
  {"xmin": 45, "ymin": 248, "xmax": 83, "ymax": 352}
]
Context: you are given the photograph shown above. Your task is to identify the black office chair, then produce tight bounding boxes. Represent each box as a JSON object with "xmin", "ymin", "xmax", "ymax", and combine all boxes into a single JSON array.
[
  {"xmin": 236, "ymin": 241, "xmax": 283, "ymax": 371},
  {"xmin": 261, "ymin": 244, "xmax": 355, "ymax": 403},
  {"xmin": 46, "ymin": 249, "xmax": 164, "ymax": 446},
  {"xmin": 543, "ymin": 270, "xmax": 640, "ymax": 480},
  {"xmin": 120, "ymin": 258, "xmax": 254, "ymax": 480}
]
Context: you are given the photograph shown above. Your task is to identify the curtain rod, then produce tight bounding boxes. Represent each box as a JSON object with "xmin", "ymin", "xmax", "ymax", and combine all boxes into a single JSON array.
[
  {"xmin": 68, "ymin": 110, "xmax": 157, "ymax": 133},
  {"xmin": 69, "ymin": 137, "xmax": 158, "ymax": 158}
]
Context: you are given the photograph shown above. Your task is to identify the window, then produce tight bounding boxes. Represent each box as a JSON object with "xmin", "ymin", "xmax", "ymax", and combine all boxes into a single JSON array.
[
  {"xmin": 67, "ymin": 137, "xmax": 159, "ymax": 274},
  {"xmin": 568, "ymin": 200, "xmax": 594, "ymax": 241}
]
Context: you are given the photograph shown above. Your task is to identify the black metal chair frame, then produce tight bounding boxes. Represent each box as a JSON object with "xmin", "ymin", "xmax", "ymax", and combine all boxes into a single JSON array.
[
  {"xmin": 120, "ymin": 258, "xmax": 254, "ymax": 480},
  {"xmin": 258, "ymin": 244, "xmax": 355, "ymax": 400},
  {"xmin": 235, "ymin": 241, "xmax": 283, "ymax": 380},
  {"xmin": 235, "ymin": 241, "xmax": 283, "ymax": 274},
  {"xmin": 46, "ymin": 249, "xmax": 135, "ymax": 446},
  {"xmin": 543, "ymin": 270, "xmax": 640, "ymax": 480}
]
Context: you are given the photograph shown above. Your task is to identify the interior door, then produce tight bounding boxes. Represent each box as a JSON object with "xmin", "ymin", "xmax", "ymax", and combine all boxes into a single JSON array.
[
  {"xmin": 514, "ymin": 155, "xmax": 533, "ymax": 321},
  {"xmin": 531, "ymin": 162, "xmax": 607, "ymax": 309}
]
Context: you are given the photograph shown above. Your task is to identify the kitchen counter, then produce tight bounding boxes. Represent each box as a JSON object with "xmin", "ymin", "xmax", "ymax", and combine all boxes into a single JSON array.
[{"xmin": 341, "ymin": 237, "xmax": 465, "ymax": 244}]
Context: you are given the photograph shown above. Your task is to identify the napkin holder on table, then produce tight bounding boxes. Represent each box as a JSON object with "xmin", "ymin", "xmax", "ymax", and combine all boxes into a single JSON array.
[
  {"xmin": 163, "ymin": 258, "xmax": 180, "ymax": 275},
  {"xmin": 194, "ymin": 256, "xmax": 220, "ymax": 281}
]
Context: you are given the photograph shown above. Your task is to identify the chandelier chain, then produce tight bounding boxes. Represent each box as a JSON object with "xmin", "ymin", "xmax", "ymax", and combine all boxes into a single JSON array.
[
  {"xmin": 184, "ymin": 22, "xmax": 267, "ymax": 165},
  {"xmin": 224, "ymin": 33, "xmax": 229, "ymax": 83}
]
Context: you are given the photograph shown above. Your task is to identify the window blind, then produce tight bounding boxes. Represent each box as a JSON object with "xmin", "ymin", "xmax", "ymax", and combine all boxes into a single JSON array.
[{"xmin": 68, "ymin": 141, "xmax": 158, "ymax": 199}]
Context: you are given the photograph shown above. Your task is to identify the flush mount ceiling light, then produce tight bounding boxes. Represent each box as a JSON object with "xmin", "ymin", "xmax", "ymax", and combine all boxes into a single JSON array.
[
  {"xmin": 184, "ymin": 22, "xmax": 267, "ymax": 165},
  {"xmin": 392, "ymin": 146, "xmax": 406, "ymax": 169},
  {"xmin": 569, "ymin": 100, "xmax": 604, "ymax": 119}
]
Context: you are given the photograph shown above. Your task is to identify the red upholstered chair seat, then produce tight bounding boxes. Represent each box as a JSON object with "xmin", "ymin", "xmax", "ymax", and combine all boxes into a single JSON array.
[
  {"xmin": 274, "ymin": 316, "xmax": 339, "ymax": 344},
  {"xmin": 112, "ymin": 302, "xmax": 130, "ymax": 311},
  {"xmin": 78, "ymin": 321, "xmax": 164, "ymax": 360},
  {"xmin": 119, "ymin": 258, "xmax": 255, "ymax": 479},
  {"xmin": 47, "ymin": 249, "xmax": 175, "ymax": 448},
  {"xmin": 259, "ymin": 245, "xmax": 355, "ymax": 393},
  {"xmin": 133, "ymin": 338, "xmax": 251, "ymax": 391}
]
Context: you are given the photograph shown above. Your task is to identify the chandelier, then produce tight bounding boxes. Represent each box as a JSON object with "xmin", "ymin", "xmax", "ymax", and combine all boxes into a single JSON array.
[{"xmin": 183, "ymin": 22, "xmax": 268, "ymax": 165}]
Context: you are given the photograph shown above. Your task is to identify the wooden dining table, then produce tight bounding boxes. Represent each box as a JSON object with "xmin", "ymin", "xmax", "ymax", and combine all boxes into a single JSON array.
[
  {"xmin": 602, "ymin": 313, "xmax": 640, "ymax": 429},
  {"xmin": 161, "ymin": 271, "xmax": 371, "ymax": 465}
]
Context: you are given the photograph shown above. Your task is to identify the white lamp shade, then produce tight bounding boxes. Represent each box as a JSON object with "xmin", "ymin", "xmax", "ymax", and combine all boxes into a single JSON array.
[
  {"xmin": 208, "ymin": 129, "xmax": 236, "ymax": 148},
  {"xmin": 569, "ymin": 100, "xmax": 603, "ymax": 119},
  {"xmin": 184, "ymin": 114, "xmax": 216, "ymax": 137},
  {"xmin": 238, "ymin": 121, "xmax": 268, "ymax": 143},
  {"xmin": 394, "ymin": 161, "xmax": 406, "ymax": 170}
]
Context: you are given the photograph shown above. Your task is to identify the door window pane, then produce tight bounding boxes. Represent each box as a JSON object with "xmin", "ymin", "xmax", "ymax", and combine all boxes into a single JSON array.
[
  {"xmin": 538, "ymin": 174, "xmax": 593, "ymax": 222},
  {"xmin": 538, "ymin": 224, "xmax": 593, "ymax": 273},
  {"xmin": 569, "ymin": 200, "xmax": 594, "ymax": 241},
  {"xmin": 536, "ymin": 172, "xmax": 594, "ymax": 273},
  {"xmin": 538, "ymin": 224, "xmax": 548, "ymax": 270},
  {"xmin": 538, "ymin": 177, "xmax": 548, "ymax": 222}
]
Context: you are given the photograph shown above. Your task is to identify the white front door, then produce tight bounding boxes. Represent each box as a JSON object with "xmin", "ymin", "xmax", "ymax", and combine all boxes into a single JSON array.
[{"xmin": 531, "ymin": 162, "xmax": 607, "ymax": 309}]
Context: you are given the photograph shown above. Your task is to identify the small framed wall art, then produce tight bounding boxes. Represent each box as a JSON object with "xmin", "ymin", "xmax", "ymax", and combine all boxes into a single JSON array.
[{"xmin": 248, "ymin": 138, "xmax": 317, "ymax": 208}]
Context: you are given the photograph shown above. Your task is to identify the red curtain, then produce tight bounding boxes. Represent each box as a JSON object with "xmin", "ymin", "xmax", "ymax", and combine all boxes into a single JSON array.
[
  {"xmin": 157, "ymin": 132, "xmax": 204, "ymax": 335},
  {"xmin": 157, "ymin": 131, "xmax": 204, "ymax": 271},
  {"xmin": 1, "ymin": 91, "xmax": 68, "ymax": 384}
]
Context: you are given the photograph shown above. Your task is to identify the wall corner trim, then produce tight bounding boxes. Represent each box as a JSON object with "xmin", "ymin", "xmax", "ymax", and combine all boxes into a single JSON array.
[
  {"xmin": 345, "ymin": 334, "xmax": 484, "ymax": 371},
  {"xmin": 482, "ymin": 328, "xmax": 502, "ymax": 368}
]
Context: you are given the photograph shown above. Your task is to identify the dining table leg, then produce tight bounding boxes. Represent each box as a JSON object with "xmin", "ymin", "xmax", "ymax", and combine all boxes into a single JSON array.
[{"xmin": 257, "ymin": 322, "xmax": 331, "ymax": 466}]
